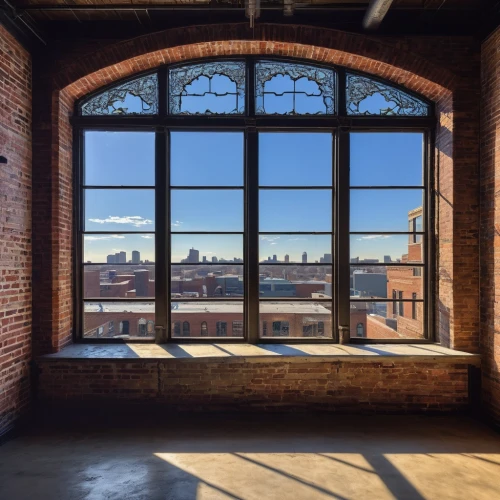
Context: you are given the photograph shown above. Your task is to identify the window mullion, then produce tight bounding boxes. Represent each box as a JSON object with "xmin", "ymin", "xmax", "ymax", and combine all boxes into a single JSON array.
[{"xmin": 155, "ymin": 127, "xmax": 169, "ymax": 343}]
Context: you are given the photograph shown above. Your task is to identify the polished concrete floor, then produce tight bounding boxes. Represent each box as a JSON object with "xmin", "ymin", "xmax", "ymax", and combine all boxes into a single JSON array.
[{"xmin": 1, "ymin": 414, "xmax": 500, "ymax": 500}]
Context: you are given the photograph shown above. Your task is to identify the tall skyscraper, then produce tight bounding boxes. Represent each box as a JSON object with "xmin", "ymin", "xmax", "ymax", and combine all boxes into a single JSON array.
[
  {"xmin": 132, "ymin": 250, "xmax": 140, "ymax": 264},
  {"xmin": 323, "ymin": 253, "xmax": 332, "ymax": 264},
  {"xmin": 212, "ymin": 256, "xmax": 218, "ymax": 263},
  {"xmin": 272, "ymin": 254, "xmax": 277, "ymax": 262},
  {"xmin": 202, "ymin": 256, "xmax": 208, "ymax": 263},
  {"xmin": 188, "ymin": 248, "xmax": 199, "ymax": 263},
  {"xmin": 302, "ymin": 252, "xmax": 307, "ymax": 264},
  {"xmin": 107, "ymin": 254, "xmax": 116, "ymax": 264},
  {"xmin": 284, "ymin": 254, "xmax": 289, "ymax": 263},
  {"xmin": 118, "ymin": 251, "xmax": 126, "ymax": 263}
]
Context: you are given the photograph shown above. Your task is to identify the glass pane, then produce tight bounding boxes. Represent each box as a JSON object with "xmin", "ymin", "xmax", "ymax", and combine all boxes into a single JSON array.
[
  {"xmin": 171, "ymin": 132, "xmax": 243, "ymax": 186},
  {"xmin": 81, "ymin": 73, "xmax": 158, "ymax": 116},
  {"xmin": 260, "ymin": 190, "xmax": 332, "ymax": 232},
  {"xmin": 85, "ymin": 189, "xmax": 155, "ymax": 232},
  {"xmin": 350, "ymin": 189, "xmax": 423, "ymax": 232},
  {"xmin": 260, "ymin": 302, "xmax": 332, "ymax": 338},
  {"xmin": 256, "ymin": 61, "xmax": 335, "ymax": 115},
  {"xmin": 171, "ymin": 301, "xmax": 244, "ymax": 338},
  {"xmin": 350, "ymin": 234, "xmax": 424, "ymax": 264},
  {"xmin": 346, "ymin": 73, "xmax": 429, "ymax": 116},
  {"xmin": 171, "ymin": 265, "xmax": 244, "ymax": 298},
  {"xmin": 350, "ymin": 132, "xmax": 423, "ymax": 186},
  {"xmin": 171, "ymin": 190, "xmax": 243, "ymax": 232},
  {"xmin": 171, "ymin": 234, "xmax": 243, "ymax": 264},
  {"xmin": 259, "ymin": 234, "xmax": 331, "ymax": 263},
  {"xmin": 259, "ymin": 133, "xmax": 332, "ymax": 186},
  {"xmin": 84, "ymin": 301, "xmax": 155, "ymax": 339},
  {"xmin": 350, "ymin": 301, "xmax": 424, "ymax": 339},
  {"xmin": 84, "ymin": 131, "xmax": 155, "ymax": 186},
  {"xmin": 351, "ymin": 267, "xmax": 423, "ymax": 299},
  {"xmin": 259, "ymin": 266, "xmax": 332, "ymax": 298},
  {"xmin": 83, "ymin": 234, "xmax": 154, "ymax": 264},
  {"xmin": 169, "ymin": 61, "xmax": 245, "ymax": 115},
  {"xmin": 84, "ymin": 264, "xmax": 155, "ymax": 298}
]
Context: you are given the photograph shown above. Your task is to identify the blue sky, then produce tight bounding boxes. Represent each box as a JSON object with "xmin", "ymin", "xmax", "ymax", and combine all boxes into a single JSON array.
[{"xmin": 84, "ymin": 130, "xmax": 423, "ymax": 263}]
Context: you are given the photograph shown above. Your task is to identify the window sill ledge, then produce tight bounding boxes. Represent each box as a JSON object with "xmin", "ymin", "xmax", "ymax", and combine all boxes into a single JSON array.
[{"xmin": 38, "ymin": 343, "xmax": 480, "ymax": 365}]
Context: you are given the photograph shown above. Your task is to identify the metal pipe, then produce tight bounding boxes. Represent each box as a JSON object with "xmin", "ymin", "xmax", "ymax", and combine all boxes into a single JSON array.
[{"xmin": 362, "ymin": 0, "xmax": 394, "ymax": 30}]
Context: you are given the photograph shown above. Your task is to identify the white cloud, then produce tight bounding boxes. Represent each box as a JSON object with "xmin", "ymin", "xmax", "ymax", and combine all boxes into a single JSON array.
[
  {"xmin": 260, "ymin": 236, "xmax": 280, "ymax": 242},
  {"xmin": 172, "ymin": 220, "xmax": 183, "ymax": 227},
  {"xmin": 141, "ymin": 235, "xmax": 154, "ymax": 239},
  {"xmin": 356, "ymin": 235, "xmax": 391, "ymax": 241},
  {"xmin": 88, "ymin": 216, "xmax": 153, "ymax": 228},
  {"xmin": 287, "ymin": 237, "xmax": 307, "ymax": 241},
  {"xmin": 270, "ymin": 242, "xmax": 278, "ymax": 245},
  {"xmin": 85, "ymin": 235, "xmax": 125, "ymax": 242}
]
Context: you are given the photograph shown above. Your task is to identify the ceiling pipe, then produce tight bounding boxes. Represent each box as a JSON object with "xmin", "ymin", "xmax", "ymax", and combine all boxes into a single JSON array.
[{"xmin": 362, "ymin": 0, "xmax": 394, "ymax": 30}]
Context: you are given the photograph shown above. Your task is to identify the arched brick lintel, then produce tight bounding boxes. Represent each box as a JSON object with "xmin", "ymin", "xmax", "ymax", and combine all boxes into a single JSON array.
[{"xmin": 57, "ymin": 24, "xmax": 455, "ymax": 103}]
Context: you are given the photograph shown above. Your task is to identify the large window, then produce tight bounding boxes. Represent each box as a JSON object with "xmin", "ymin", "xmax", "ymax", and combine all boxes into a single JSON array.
[{"xmin": 76, "ymin": 58, "xmax": 432, "ymax": 343}]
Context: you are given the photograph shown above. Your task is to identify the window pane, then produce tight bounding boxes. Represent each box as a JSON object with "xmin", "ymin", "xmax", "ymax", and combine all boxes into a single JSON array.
[
  {"xmin": 256, "ymin": 61, "xmax": 335, "ymax": 115},
  {"xmin": 260, "ymin": 302, "xmax": 332, "ymax": 338},
  {"xmin": 81, "ymin": 73, "xmax": 158, "ymax": 116},
  {"xmin": 260, "ymin": 190, "xmax": 332, "ymax": 232},
  {"xmin": 171, "ymin": 190, "xmax": 243, "ymax": 232},
  {"xmin": 85, "ymin": 189, "xmax": 155, "ymax": 232},
  {"xmin": 351, "ymin": 266, "xmax": 423, "ymax": 299},
  {"xmin": 259, "ymin": 234, "xmax": 331, "ymax": 264},
  {"xmin": 350, "ymin": 301, "xmax": 424, "ymax": 339},
  {"xmin": 346, "ymin": 73, "xmax": 429, "ymax": 116},
  {"xmin": 84, "ymin": 264, "xmax": 155, "ymax": 298},
  {"xmin": 171, "ymin": 301, "xmax": 244, "ymax": 338},
  {"xmin": 350, "ymin": 133, "xmax": 423, "ymax": 186},
  {"xmin": 259, "ymin": 133, "xmax": 332, "ymax": 186},
  {"xmin": 171, "ymin": 234, "xmax": 243, "ymax": 264},
  {"xmin": 171, "ymin": 265, "xmax": 244, "ymax": 298},
  {"xmin": 84, "ymin": 131, "xmax": 155, "ymax": 186},
  {"xmin": 84, "ymin": 301, "xmax": 155, "ymax": 339},
  {"xmin": 350, "ymin": 234, "xmax": 423, "ymax": 264},
  {"xmin": 259, "ymin": 266, "xmax": 332, "ymax": 298},
  {"xmin": 169, "ymin": 61, "xmax": 245, "ymax": 115},
  {"xmin": 350, "ymin": 190, "xmax": 423, "ymax": 232},
  {"xmin": 171, "ymin": 132, "xmax": 243, "ymax": 186},
  {"xmin": 83, "ymin": 234, "xmax": 154, "ymax": 264}
]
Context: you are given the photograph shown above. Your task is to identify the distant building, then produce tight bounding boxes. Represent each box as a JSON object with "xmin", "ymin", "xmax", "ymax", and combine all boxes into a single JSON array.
[
  {"xmin": 272, "ymin": 254, "xmax": 277, "ymax": 262},
  {"xmin": 107, "ymin": 254, "xmax": 116, "ymax": 264},
  {"xmin": 284, "ymin": 254, "xmax": 289, "ymax": 263},
  {"xmin": 302, "ymin": 252, "xmax": 307, "ymax": 264},
  {"xmin": 212, "ymin": 256, "xmax": 218, "ymax": 263},
  {"xmin": 323, "ymin": 253, "xmax": 332, "ymax": 264},
  {"xmin": 132, "ymin": 251, "xmax": 140, "ymax": 264},
  {"xmin": 188, "ymin": 248, "xmax": 199, "ymax": 263},
  {"xmin": 118, "ymin": 251, "xmax": 126, "ymax": 264},
  {"xmin": 384, "ymin": 255, "xmax": 392, "ymax": 263},
  {"xmin": 352, "ymin": 271, "xmax": 387, "ymax": 298},
  {"xmin": 202, "ymin": 256, "xmax": 207, "ymax": 263}
]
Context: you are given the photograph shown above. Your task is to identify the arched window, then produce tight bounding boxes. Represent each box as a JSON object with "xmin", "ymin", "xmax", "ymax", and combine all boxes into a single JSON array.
[
  {"xmin": 77, "ymin": 58, "xmax": 430, "ymax": 344},
  {"xmin": 356, "ymin": 323, "xmax": 364, "ymax": 338},
  {"xmin": 201, "ymin": 321, "xmax": 208, "ymax": 336}
]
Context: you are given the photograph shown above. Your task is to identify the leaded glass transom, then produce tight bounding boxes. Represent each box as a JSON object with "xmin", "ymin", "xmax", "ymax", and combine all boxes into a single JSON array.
[
  {"xmin": 255, "ymin": 61, "xmax": 335, "ymax": 115},
  {"xmin": 169, "ymin": 61, "xmax": 246, "ymax": 115},
  {"xmin": 346, "ymin": 73, "xmax": 429, "ymax": 116},
  {"xmin": 81, "ymin": 73, "xmax": 158, "ymax": 116}
]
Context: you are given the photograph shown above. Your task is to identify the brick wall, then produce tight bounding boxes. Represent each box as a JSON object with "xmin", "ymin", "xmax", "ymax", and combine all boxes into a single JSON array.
[
  {"xmin": 31, "ymin": 24, "xmax": 480, "ymax": 356},
  {"xmin": 37, "ymin": 358, "xmax": 470, "ymax": 412},
  {"xmin": 480, "ymin": 27, "xmax": 500, "ymax": 427},
  {"xmin": 0, "ymin": 26, "xmax": 32, "ymax": 437}
]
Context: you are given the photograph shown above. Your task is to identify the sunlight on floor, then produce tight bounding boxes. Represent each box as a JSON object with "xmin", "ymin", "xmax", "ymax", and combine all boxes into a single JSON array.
[{"xmin": 155, "ymin": 451, "xmax": 500, "ymax": 500}]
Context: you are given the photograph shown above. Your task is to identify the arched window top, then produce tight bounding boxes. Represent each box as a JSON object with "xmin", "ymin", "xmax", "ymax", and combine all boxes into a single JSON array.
[
  {"xmin": 81, "ymin": 73, "xmax": 158, "ymax": 116},
  {"xmin": 78, "ymin": 58, "xmax": 431, "ymax": 119},
  {"xmin": 255, "ymin": 60, "xmax": 335, "ymax": 115},
  {"xmin": 346, "ymin": 72, "xmax": 429, "ymax": 117},
  {"xmin": 169, "ymin": 61, "xmax": 246, "ymax": 115}
]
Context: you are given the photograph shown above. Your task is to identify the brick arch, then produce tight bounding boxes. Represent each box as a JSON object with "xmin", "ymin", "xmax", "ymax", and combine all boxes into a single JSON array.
[
  {"xmin": 58, "ymin": 23, "xmax": 456, "ymax": 103},
  {"xmin": 33, "ymin": 24, "xmax": 479, "ymax": 357}
]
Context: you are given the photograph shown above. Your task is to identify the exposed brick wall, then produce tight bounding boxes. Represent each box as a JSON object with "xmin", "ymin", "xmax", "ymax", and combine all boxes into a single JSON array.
[
  {"xmin": 37, "ymin": 358, "xmax": 470, "ymax": 412},
  {"xmin": 480, "ymin": 27, "xmax": 500, "ymax": 427},
  {"xmin": 0, "ymin": 26, "xmax": 32, "ymax": 436},
  {"xmin": 31, "ymin": 24, "xmax": 480, "ymax": 355}
]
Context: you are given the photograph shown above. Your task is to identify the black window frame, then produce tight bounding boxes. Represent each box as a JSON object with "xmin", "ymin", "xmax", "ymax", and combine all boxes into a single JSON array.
[{"xmin": 73, "ymin": 56, "xmax": 435, "ymax": 345}]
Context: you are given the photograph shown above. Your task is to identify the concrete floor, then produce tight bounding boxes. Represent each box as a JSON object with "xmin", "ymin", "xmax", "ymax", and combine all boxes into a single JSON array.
[{"xmin": 1, "ymin": 414, "xmax": 500, "ymax": 500}]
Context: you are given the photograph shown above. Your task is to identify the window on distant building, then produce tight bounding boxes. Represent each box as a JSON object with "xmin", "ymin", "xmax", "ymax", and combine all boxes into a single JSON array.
[
  {"xmin": 76, "ymin": 59, "xmax": 431, "ymax": 344},
  {"xmin": 412, "ymin": 293, "xmax": 417, "ymax": 320},
  {"xmin": 356, "ymin": 323, "xmax": 364, "ymax": 337}
]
